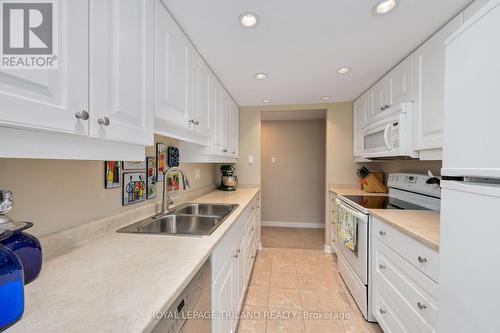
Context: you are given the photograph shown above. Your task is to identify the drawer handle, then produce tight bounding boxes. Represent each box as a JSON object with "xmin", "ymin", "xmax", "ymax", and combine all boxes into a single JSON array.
[
  {"xmin": 417, "ymin": 302, "xmax": 427, "ymax": 310},
  {"xmin": 379, "ymin": 230, "xmax": 386, "ymax": 236},
  {"xmin": 379, "ymin": 264, "xmax": 386, "ymax": 270},
  {"xmin": 379, "ymin": 308, "xmax": 386, "ymax": 314},
  {"xmin": 417, "ymin": 256, "xmax": 428, "ymax": 264}
]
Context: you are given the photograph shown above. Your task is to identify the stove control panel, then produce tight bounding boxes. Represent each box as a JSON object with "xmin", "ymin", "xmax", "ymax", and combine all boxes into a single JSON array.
[{"xmin": 388, "ymin": 173, "xmax": 441, "ymax": 198}]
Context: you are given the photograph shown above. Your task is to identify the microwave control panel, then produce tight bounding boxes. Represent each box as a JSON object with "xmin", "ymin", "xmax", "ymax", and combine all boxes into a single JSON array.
[{"xmin": 391, "ymin": 122, "xmax": 400, "ymax": 149}]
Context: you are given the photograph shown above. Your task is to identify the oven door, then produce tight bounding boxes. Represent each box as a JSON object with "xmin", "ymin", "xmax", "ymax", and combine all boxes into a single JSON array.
[{"xmin": 336, "ymin": 199, "xmax": 368, "ymax": 284}]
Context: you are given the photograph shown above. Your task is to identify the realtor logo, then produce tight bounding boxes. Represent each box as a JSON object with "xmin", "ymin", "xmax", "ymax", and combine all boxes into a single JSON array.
[{"xmin": 1, "ymin": 0, "xmax": 58, "ymax": 69}]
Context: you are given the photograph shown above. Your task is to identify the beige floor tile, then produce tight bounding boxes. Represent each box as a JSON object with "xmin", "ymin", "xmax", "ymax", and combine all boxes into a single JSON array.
[
  {"xmin": 238, "ymin": 318, "xmax": 267, "ymax": 333},
  {"xmin": 272, "ymin": 254, "xmax": 296, "ymax": 273},
  {"xmin": 304, "ymin": 318, "xmax": 345, "ymax": 333},
  {"xmin": 294, "ymin": 260, "xmax": 323, "ymax": 274},
  {"xmin": 246, "ymin": 286, "xmax": 270, "ymax": 308},
  {"xmin": 254, "ymin": 255, "xmax": 272, "ymax": 273},
  {"xmin": 300, "ymin": 290, "xmax": 337, "ymax": 312},
  {"xmin": 297, "ymin": 273, "xmax": 332, "ymax": 291},
  {"xmin": 251, "ymin": 271, "xmax": 271, "ymax": 288},
  {"xmin": 269, "ymin": 288, "xmax": 302, "ymax": 311},
  {"xmin": 266, "ymin": 318, "xmax": 305, "ymax": 333},
  {"xmin": 270, "ymin": 272, "xmax": 299, "ymax": 289}
]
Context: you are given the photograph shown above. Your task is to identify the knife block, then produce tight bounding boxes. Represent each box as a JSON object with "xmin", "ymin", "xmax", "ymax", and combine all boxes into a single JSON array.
[{"xmin": 363, "ymin": 173, "xmax": 387, "ymax": 193}]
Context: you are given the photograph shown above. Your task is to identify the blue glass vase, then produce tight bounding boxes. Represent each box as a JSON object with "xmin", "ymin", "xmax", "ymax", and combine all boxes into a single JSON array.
[
  {"xmin": 0, "ymin": 222, "xmax": 42, "ymax": 285},
  {"xmin": 0, "ymin": 230, "xmax": 25, "ymax": 330}
]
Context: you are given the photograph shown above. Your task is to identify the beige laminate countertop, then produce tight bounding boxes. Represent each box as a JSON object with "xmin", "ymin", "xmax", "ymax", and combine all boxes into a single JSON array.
[
  {"xmin": 329, "ymin": 183, "xmax": 388, "ymax": 196},
  {"xmin": 6, "ymin": 188, "xmax": 260, "ymax": 333},
  {"xmin": 370, "ymin": 209, "xmax": 440, "ymax": 251}
]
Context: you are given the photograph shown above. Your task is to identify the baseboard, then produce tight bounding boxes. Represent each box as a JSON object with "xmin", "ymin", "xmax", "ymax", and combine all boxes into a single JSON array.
[
  {"xmin": 324, "ymin": 244, "xmax": 333, "ymax": 254},
  {"xmin": 261, "ymin": 221, "xmax": 325, "ymax": 229}
]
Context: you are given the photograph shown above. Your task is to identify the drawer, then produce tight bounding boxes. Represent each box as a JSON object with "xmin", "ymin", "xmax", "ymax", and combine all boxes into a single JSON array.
[
  {"xmin": 373, "ymin": 238, "xmax": 438, "ymax": 332},
  {"xmin": 373, "ymin": 216, "xmax": 439, "ymax": 282},
  {"xmin": 373, "ymin": 284, "xmax": 418, "ymax": 333}
]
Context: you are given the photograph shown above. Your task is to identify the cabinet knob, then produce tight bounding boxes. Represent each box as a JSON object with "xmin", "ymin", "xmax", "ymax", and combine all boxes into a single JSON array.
[
  {"xmin": 379, "ymin": 264, "xmax": 386, "ymax": 270},
  {"xmin": 379, "ymin": 230, "xmax": 386, "ymax": 236},
  {"xmin": 417, "ymin": 256, "xmax": 428, "ymax": 264},
  {"xmin": 194, "ymin": 120, "xmax": 199, "ymax": 126},
  {"xmin": 379, "ymin": 308, "xmax": 386, "ymax": 314},
  {"xmin": 417, "ymin": 302, "xmax": 427, "ymax": 310},
  {"xmin": 251, "ymin": 255, "xmax": 255, "ymax": 259},
  {"xmin": 233, "ymin": 253, "xmax": 239, "ymax": 258},
  {"xmin": 236, "ymin": 248, "xmax": 241, "ymax": 253},
  {"xmin": 98, "ymin": 117, "xmax": 110, "ymax": 126},
  {"xmin": 75, "ymin": 110, "xmax": 89, "ymax": 120}
]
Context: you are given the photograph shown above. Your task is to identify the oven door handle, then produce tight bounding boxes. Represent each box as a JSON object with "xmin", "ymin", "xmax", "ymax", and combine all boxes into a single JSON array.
[
  {"xmin": 383, "ymin": 123, "xmax": 392, "ymax": 150},
  {"xmin": 336, "ymin": 199, "xmax": 368, "ymax": 222}
]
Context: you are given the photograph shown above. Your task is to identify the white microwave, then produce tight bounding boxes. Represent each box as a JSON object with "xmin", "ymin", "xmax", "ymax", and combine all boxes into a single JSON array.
[{"xmin": 361, "ymin": 103, "xmax": 418, "ymax": 159}]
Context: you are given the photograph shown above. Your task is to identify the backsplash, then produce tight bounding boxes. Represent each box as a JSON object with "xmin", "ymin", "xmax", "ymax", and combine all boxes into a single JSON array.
[
  {"xmin": 0, "ymin": 135, "xmax": 217, "ymax": 237},
  {"xmin": 358, "ymin": 160, "xmax": 442, "ymax": 183}
]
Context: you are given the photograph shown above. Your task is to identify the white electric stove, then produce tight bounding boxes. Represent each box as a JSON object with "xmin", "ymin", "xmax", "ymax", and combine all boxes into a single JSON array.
[{"xmin": 335, "ymin": 173, "xmax": 441, "ymax": 322}]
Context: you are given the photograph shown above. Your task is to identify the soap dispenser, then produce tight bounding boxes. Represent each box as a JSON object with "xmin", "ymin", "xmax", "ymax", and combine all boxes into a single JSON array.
[{"xmin": 0, "ymin": 229, "xmax": 25, "ymax": 330}]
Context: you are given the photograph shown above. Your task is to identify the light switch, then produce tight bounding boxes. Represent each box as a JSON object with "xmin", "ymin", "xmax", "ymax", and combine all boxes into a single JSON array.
[
  {"xmin": 248, "ymin": 155, "xmax": 255, "ymax": 164},
  {"xmin": 271, "ymin": 157, "xmax": 276, "ymax": 164},
  {"xmin": 195, "ymin": 168, "xmax": 201, "ymax": 179}
]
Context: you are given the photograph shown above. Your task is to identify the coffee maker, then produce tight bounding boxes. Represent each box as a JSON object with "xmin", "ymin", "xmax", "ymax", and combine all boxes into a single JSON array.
[{"xmin": 218, "ymin": 165, "xmax": 238, "ymax": 191}]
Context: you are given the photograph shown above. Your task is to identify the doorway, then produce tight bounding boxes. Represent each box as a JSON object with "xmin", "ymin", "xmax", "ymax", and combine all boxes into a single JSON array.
[{"xmin": 260, "ymin": 110, "xmax": 326, "ymax": 249}]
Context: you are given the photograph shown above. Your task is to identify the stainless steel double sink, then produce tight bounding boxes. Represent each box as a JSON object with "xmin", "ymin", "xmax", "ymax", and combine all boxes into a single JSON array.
[{"xmin": 117, "ymin": 203, "xmax": 239, "ymax": 237}]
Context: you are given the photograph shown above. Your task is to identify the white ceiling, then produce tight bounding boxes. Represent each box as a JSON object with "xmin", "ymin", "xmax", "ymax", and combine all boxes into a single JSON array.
[
  {"xmin": 261, "ymin": 109, "xmax": 326, "ymax": 121},
  {"xmin": 162, "ymin": 0, "xmax": 473, "ymax": 107}
]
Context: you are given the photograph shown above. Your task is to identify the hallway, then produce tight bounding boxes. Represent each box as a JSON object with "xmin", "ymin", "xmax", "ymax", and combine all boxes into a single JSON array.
[
  {"xmin": 260, "ymin": 227, "xmax": 324, "ymax": 250},
  {"xmin": 237, "ymin": 248, "xmax": 382, "ymax": 333}
]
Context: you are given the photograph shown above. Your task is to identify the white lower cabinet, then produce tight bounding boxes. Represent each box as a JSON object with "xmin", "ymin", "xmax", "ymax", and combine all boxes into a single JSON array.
[
  {"xmin": 372, "ymin": 217, "xmax": 438, "ymax": 333},
  {"xmin": 212, "ymin": 195, "xmax": 259, "ymax": 333}
]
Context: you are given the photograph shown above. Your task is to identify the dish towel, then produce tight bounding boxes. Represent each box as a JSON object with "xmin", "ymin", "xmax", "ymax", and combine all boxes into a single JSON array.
[{"xmin": 336, "ymin": 205, "xmax": 358, "ymax": 252}]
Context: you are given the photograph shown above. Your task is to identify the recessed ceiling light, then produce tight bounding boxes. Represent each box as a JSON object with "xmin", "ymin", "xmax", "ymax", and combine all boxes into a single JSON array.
[
  {"xmin": 373, "ymin": 0, "xmax": 398, "ymax": 15},
  {"xmin": 240, "ymin": 12, "xmax": 259, "ymax": 28},
  {"xmin": 320, "ymin": 96, "xmax": 332, "ymax": 101},
  {"xmin": 263, "ymin": 98, "xmax": 272, "ymax": 103},
  {"xmin": 255, "ymin": 73, "xmax": 267, "ymax": 80},
  {"xmin": 337, "ymin": 67, "xmax": 352, "ymax": 74}
]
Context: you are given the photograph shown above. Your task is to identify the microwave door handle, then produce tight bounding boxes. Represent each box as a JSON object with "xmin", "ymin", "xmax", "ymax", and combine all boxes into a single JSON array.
[{"xmin": 383, "ymin": 123, "xmax": 392, "ymax": 150}]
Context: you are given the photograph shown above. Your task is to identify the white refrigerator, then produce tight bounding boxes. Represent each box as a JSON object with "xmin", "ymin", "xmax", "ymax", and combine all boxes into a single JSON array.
[{"xmin": 439, "ymin": 1, "xmax": 500, "ymax": 332}]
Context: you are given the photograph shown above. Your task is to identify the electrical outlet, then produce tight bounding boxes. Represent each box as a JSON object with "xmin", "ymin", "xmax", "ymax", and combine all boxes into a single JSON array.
[
  {"xmin": 195, "ymin": 169, "xmax": 201, "ymax": 179},
  {"xmin": 248, "ymin": 155, "xmax": 254, "ymax": 164},
  {"xmin": 271, "ymin": 157, "xmax": 276, "ymax": 164}
]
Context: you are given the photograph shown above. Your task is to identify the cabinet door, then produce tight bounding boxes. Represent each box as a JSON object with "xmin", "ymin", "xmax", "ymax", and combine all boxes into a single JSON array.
[
  {"xmin": 154, "ymin": 0, "xmax": 189, "ymax": 129},
  {"xmin": 221, "ymin": 92, "xmax": 230, "ymax": 155},
  {"xmin": 233, "ymin": 233, "xmax": 246, "ymax": 320},
  {"xmin": 209, "ymin": 79, "xmax": 223, "ymax": 153},
  {"xmin": 0, "ymin": 0, "xmax": 88, "ymax": 135},
  {"xmin": 90, "ymin": 0, "xmax": 154, "ymax": 146},
  {"xmin": 353, "ymin": 98, "xmax": 365, "ymax": 157},
  {"xmin": 191, "ymin": 54, "xmax": 210, "ymax": 136},
  {"xmin": 389, "ymin": 55, "xmax": 413, "ymax": 106},
  {"xmin": 413, "ymin": 15, "xmax": 462, "ymax": 152},
  {"xmin": 213, "ymin": 255, "xmax": 235, "ymax": 333},
  {"xmin": 373, "ymin": 79, "xmax": 390, "ymax": 117}
]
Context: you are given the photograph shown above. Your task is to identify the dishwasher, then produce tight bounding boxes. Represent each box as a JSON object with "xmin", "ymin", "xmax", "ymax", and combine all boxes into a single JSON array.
[{"xmin": 152, "ymin": 259, "xmax": 211, "ymax": 333}]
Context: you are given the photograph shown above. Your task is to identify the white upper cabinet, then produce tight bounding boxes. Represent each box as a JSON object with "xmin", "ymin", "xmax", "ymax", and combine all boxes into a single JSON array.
[
  {"xmin": 155, "ymin": 1, "xmax": 190, "ymax": 131},
  {"xmin": 413, "ymin": 15, "xmax": 462, "ymax": 158},
  {"xmin": 155, "ymin": 0, "xmax": 237, "ymax": 151},
  {"xmin": 0, "ymin": 0, "xmax": 89, "ymax": 136},
  {"xmin": 189, "ymin": 53, "xmax": 211, "ymax": 137},
  {"xmin": 353, "ymin": 98, "xmax": 365, "ymax": 157},
  {"xmin": 90, "ymin": 0, "xmax": 154, "ymax": 146},
  {"xmin": 389, "ymin": 55, "xmax": 413, "ymax": 107}
]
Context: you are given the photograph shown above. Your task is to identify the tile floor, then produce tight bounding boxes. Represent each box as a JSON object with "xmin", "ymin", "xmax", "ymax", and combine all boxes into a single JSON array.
[
  {"xmin": 237, "ymin": 248, "xmax": 382, "ymax": 333},
  {"xmin": 261, "ymin": 227, "xmax": 324, "ymax": 250}
]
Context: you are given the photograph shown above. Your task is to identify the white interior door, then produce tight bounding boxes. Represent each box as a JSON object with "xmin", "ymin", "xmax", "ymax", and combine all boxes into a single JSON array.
[
  {"xmin": 0, "ymin": 0, "xmax": 88, "ymax": 135},
  {"xmin": 90, "ymin": 0, "xmax": 154, "ymax": 146}
]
